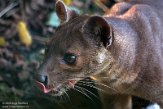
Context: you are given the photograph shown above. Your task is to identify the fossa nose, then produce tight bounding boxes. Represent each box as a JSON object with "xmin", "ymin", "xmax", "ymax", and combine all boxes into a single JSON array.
[
  {"xmin": 34, "ymin": 74, "xmax": 48, "ymax": 87},
  {"xmin": 34, "ymin": 73, "xmax": 52, "ymax": 93}
]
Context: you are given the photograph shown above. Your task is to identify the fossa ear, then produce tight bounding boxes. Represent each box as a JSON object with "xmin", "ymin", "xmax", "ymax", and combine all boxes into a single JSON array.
[
  {"xmin": 55, "ymin": 0, "xmax": 78, "ymax": 24},
  {"xmin": 83, "ymin": 16, "xmax": 113, "ymax": 48}
]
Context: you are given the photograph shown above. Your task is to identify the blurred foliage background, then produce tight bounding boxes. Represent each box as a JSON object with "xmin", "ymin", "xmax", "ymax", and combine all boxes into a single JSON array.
[{"xmin": 0, "ymin": 0, "xmax": 153, "ymax": 109}]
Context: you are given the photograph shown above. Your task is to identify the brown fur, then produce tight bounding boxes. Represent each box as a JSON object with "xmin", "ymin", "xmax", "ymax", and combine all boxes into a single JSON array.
[{"xmin": 36, "ymin": 0, "xmax": 163, "ymax": 109}]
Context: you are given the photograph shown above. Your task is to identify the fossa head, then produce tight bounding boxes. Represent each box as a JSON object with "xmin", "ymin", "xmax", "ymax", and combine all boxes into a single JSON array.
[{"xmin": 35, "ymin": 0, "xmax": 114, "ymax": 96}]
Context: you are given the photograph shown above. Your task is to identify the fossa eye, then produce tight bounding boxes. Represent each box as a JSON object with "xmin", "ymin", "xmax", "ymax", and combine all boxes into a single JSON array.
[{"xmin": 63, "ymin": 53, "xmax": 77, "ymax": 65}]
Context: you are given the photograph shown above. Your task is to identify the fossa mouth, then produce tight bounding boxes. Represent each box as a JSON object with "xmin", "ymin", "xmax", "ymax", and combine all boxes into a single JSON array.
[
  {"xmin": 35, "ymin": 80, "xmax": 51, "ymax": 94},
  {"xmin": 35, "ymin": 79, "xmax": 77, "ymax": 95}
]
